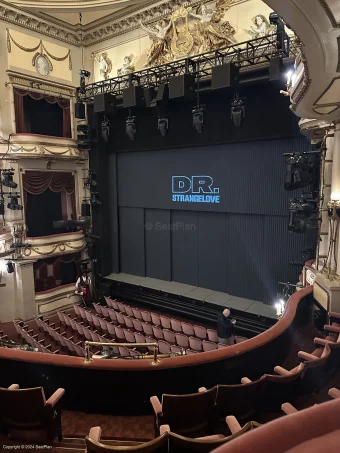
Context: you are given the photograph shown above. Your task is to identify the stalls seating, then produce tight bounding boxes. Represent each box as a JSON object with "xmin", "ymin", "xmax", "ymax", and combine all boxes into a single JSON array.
[
  {"xmin": 314, "ymin": 324, "xmax": 340, "ymax": 376},
  {"xmin": 162, "ymin": 418, "xmax": 260, "ymax": 453},
  {"xmin": 150, "ymin": 387, "xmax": 218, "ymax": 437},
  {"xmin": 296, "ymin": 344, "xmax": 331, "ymax": 394},
  {"xmin": 85, "ymin": 426, "xmax": 168, "ymax": 453},
  {"xmin": 211, "ymin": 376, "xmax": 266, "ymax": 429},
  {"xmin": 242, "ymin": 363, "xmax": 305, "ymax": 411},
  {"xmin": 328, "ymin": 387, "xmax": 340, "ymax": 399},
  {"xmin": 0, "ymin": 384, "xmax": 65, "ymax": 442}
]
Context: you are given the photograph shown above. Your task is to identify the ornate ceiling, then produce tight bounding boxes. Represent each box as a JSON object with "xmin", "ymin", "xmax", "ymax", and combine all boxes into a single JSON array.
[{"xmin": 6, "ymin": 0, "xmax": 149, "ymax": 25}]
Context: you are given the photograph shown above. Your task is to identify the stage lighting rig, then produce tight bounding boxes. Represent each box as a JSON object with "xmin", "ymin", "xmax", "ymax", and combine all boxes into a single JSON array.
[
  {"xmin": 288, "ymin": 193, "xmax": 319, "ymax": 234},
  {"xmin": 1, "ymin": 169, "xmax": 17, "ymax": 189},
  {"xmin": 6, "ymin": 260, "xmax": 15, "ymax": 274},
  {"xmin": 269, "ymin": 12, "xmax": 286, "ymax": 50},
  {"xmin": 7, "ymin": 193, "xmax": 23, "ymax": 211},
  {"xmin": 126, "ymin": 113, "xmax": 136, "ymax": 141},
  {"xmin": 79, "ymin": 69, "xmax": 91, "ymax": 95},
  {"xmin": 192, "ymin": 106, "xmax": 205, "ymax": 134},
  {"xmin": 284, "ymin": 150, "xmax": 321, "ymax": 191},
  {"xmin": 77, "ymin": 124, "xmax": 91, "ymax": 151},
  {"xmin": 158, "ymin": 117, "xmax": 169, "ymax": 137},
  {"xmin": 101, "ymin": 116, "xmax": 111, "ymax": 144},
  {"xmin": 231, "ymin": 93, "xmax": 245, "ymax": 127},
  {"xmin": 90, "ymin": 192, "xmax": 101, "ymax": 206},
  {"xmin": 84, "ymin": 171, "xmax": 97, "ymax": 189}
]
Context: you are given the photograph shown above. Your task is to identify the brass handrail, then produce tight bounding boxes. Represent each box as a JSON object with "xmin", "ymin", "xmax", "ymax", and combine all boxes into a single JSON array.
[{"xmin": 84, "ymin": 341, "xmax": 160, "ymax": 365}]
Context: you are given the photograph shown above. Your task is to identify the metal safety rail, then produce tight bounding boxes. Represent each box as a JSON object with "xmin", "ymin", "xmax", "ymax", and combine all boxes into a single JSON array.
[
  {"xmin": 84, "ymin": 341, "xmax": 185, "ymax": 364},
  {"xmin": 78, "ymin": 33, "xmax": 293, "ymax": 102}
]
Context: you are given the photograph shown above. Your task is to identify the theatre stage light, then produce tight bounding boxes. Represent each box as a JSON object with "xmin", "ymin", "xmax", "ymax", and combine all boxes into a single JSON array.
[{"xmin": 126, "ymin": 115, "xmax": 136, "ymax": 141}]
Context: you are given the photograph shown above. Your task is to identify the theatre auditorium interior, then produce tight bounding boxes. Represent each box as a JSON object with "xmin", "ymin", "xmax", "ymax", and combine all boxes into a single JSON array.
[{"xmin": 1, "ymin": 0, "xmax": 340, "ymax": 451}]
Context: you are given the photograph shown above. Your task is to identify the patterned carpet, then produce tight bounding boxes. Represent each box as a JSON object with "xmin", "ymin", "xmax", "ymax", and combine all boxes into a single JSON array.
[{"xmin": 61, "ymin": 410, "xmax": 154, "ymax": 440}]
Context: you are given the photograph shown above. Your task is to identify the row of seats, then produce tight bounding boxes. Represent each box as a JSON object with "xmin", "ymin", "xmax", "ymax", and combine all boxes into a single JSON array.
[
  {"xmin": 13, "ymin": 322, "xmax": 54, "ymax": 354},
  {"xmin": 33, "ymin": 317, "xmax": 88, "ymax": 357},
  {"xmin": 102, "ymin": 297, "xmax": 219, "ymax": 341},
  {"xmin": 1, "ymin": 381, "xmax": 339, "ymax": 453},
  {"xmin": 148, "ymin": 311, "xmax": 340, "ymax": 438},
  {"xmin": 75, "ymin": 304, "xmax": 238, "ymax": 353}
]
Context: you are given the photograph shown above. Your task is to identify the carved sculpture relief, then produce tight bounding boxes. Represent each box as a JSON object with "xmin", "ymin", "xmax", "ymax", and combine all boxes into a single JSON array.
[
  {"xmin": 117, "ymin": 55, "xmax": 136, "ymax": 75},
  {"xmin": 140, "ymin": 2, "xmax": 236, "ymax": 68},
  {"xmin": 92, "ymin": 52, "xmax": 112, "ymax": 80},
  {"xmin": 244, "ymin": 14, "xmax": 275, "ymax": 39}
]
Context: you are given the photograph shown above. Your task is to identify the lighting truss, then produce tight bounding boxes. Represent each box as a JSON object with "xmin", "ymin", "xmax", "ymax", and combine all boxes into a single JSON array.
[{"xmin": 77, "ymin": 34, "xmax": 294, "ymax": 102}]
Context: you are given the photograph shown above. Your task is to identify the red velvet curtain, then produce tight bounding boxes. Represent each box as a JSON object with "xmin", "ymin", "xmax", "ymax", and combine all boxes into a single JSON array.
[
  {"xmin": 13, "ymin": 88, "xmax": 71, "ymax": 137},
  {"xmin": 23, "ymin": 171, "xmax": 76, "ymax": 220}
]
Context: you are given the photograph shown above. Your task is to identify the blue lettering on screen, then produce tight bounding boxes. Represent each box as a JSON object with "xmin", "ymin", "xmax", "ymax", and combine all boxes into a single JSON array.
[{"xmin": 172, "ymin": 176, "xmax": 220, "ymax": 204}]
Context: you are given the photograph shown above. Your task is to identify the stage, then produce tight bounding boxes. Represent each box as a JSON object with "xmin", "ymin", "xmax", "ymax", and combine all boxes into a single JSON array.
[{"xmin": 104, "ymin": 273, "xmax": 279, "ymax": 330}]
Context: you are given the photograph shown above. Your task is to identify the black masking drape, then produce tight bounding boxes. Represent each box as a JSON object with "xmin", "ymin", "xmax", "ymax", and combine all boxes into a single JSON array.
[{"xmin": 26, "ymin": 190, "xmax": 62, "ymax": 237}]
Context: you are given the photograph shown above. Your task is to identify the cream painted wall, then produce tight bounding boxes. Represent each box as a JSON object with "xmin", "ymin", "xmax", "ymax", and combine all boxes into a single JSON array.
[
  {"xmin": 88, "ymin": 0, "xmax": 277, "ymax": 82},
  {"xmin": 8, "ymin": 29, "xmax": 73, "ymax": 82}
]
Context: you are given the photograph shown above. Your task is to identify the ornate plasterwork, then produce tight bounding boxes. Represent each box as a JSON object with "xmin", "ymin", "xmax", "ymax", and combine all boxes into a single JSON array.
[
  {"xmin": 35, "ymin": 283, "xmax": 81, "ymax": 315},
  {"xmin": 0, "ymin": 231, "xmax": 14, "ymax": 258},
  {"xmin": 6, "ymin": 71, "xmax": 75, "ymax": 97},
  {"xmin": 0, "ymin": 1, "xmax": 81, "ymax": 46},
  {"xmin": 318, "ymin": 0, "xmax": 340, "ymax": 28},
  {"xmin": 0, "ymin": 132, "xmax": 85, "ymax": 161},
  {"xmin": 23, "ymin": 231, "xmax": 86, "ymax": 260}
]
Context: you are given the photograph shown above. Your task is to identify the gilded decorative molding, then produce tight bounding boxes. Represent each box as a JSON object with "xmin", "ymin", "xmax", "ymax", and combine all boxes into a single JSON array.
[
  {"xmin": 289, "ymin": 44, "xmax": 312, "ymax": 113},
  {"xmin": 23, "ymin": 234, "xmax": 86, "ymax": 259},
  {"xmin": 0, "ymin": 1, "xmax": 81, "ymax": 46},
  {"xmin": 8, "ymin": 145, "xmax": 82, "ymax": 159},
  {"xmin": 6, "ymin": 71, "xmax": 75, "ymax": 97}
]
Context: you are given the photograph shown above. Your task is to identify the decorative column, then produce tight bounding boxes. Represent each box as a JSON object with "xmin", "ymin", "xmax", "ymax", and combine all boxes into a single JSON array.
[
  {"xmin": 14, "ymin": 260, "xmax": 37, "ymax": 321},
  {"xmin": 332, "ymin": 121, "xmax": 340, "ymax": 277}
]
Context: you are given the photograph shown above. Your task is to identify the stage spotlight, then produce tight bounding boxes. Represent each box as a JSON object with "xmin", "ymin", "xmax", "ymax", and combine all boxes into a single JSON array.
[
  {"xmin": 77, "ymin": 124, "xmax": 91, "ymax": 151},
  {"xmin": 192, "ymin": 106, "xmax": 205, "ymax": 134},
  {"xmin": 158, "ymin": 117, "xmax": 169, "ymax": 137},
  {"xmin": 275, "ymin": 299, "xmax": 285, "ymax": 316},
  {"xmin": 269, "ymin": 12, "xmax": 286, "ymax": 49},
  {"xmin": 79, "ymin": 69, "xmax": 91, "ymax": 94},
  {"xmin": 126, "ymin": 115, "xmax": 136, "ymax": 141},
  {"xmin": 231, "ymin": 93, "xmax": 245, "ymax": 127},
  {"xmin": 101, "ymin": 116, "xmax": 111, "ymax": 143},
  {"xmin": 81, "ymin": 200, "xmax": 91, "ymax": 217},
  {"xmin": 7, "ymin": 193, "xmax": 23, "ymax": 211},
  {"xmin": 6, "ymin": 260, "xmax": 15, "ymax": 274},
  {"xmin": 288, "ymin": 195, "xmax": 319, "ymax": 234},
  {"xmin": 284, "ymin": 151, "xmax": 320, "ymax": 191},
  {"xmin": 1, "ymin": 169, "xmax": 17, "ymax": 189},
  {"xmin": 90, "ymin": 192, "xmax": 101, "ymax": 206}
]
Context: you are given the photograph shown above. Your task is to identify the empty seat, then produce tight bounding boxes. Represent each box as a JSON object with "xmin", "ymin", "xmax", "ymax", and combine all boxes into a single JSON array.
[
  {"xmin": 202, "ymin": 340, "xmax": 217, "ymax": 352},
  {"xmin": 142, "ymin": 322, "xmax": 153, "ymax": 337},
  {"xmin": 171, "ymin": 318, "xmax": 182, "ymax": 333},
  {"xmin": 118, "ymin": 346, "xmax": 130, "ymax": 357},
  {"xmin": 99, "ymin": 317, "xmax": 108, "ymax": 335},
  {"xmin": 218, "ymin": 343, "xmax": 229, "ymax": 348},
  {"xmin": 85, "ymin": 426, "xmax": 168, "ymax": 453},
  {"xmin": 181, "ymin": 322, "xmax": 195, "ymax": 337},
  {"xmin": 132, "ymin": 307, "xmax": 143, "ymax": 320},
  {"xmin": 93, "ymin": 303, "xmax": 102, "ymax": 315},
  {"xmin": 114, "ymin": 325, "xmax": 126, "ymax": 342},
  {"xmin": 171, "ymin": 345, "xmax": 183, "ymax": 354},
  {"xmin": 101, "ymin": 306, "xmax": 109, "ymax": 318},
  {"xmin": 193, "ymin": 325, "xmax": 207, "ymax": 340},
  {"xmin": 207, "ymin": 329, "xmax": 219, "ymax": 343},
  {"xmin": 108, "ymin": 309, "xmax": 118, "ymax": 324},
  {"xmin": 151, "ymin": 312, "xmax": 161, "ymax": 326},
  {"xmin": 189, "ymin": 337, "xmax": 202, "ymax": 352},
  {"xmin": 150, "ymin": 386, "xmax": 218, "ymax": 437},
  {"xmin": 0, "ymin": 384, "xmax": 65, "ymax": 442},
  {"xmin": 163, "ymin": 329, "xmax": 176, "ymax": 344},
  {"xmin": 132, "ymin": 318, "xmax": 144, "ymax": 333},
  {"xmin": 134, "ymin": 332, "xmax": 146, "ymax": 343},
  {"xmin": 92, "ymin": 314, "xmax": 102, "ymax": 331},
  {"xmin": 297, "ymin": 344, "xmax": 332, "ymax": 394},
  {"xmin": 141, "ymin": 310, "xmax": 152, "ymax": 323},
  {"xmin": 124, "ymin": 305, "xmax": 134, "ymax": 318},
  {"xmin": 175, "ymin": 333, "xmax": 189, "ymax": 349},
  {"xmin": 186, "ymin": 349, "xmax": 199, "ymax": 355},
  {"xmin": 117, "ymin": 301, "xmax": 126, "ymax": 314},
  {"xmin": 213, "ymin": 376, "xmax": 266, "ymax": 427},
  {"xmin": 152, "ymin": 325, "xmax": 164, "ymax": 340},
  {"xmin": 123, "ymin": 315, "xmax": 134, "ymax": 330},
  {"xmin": 124, "ymin": 329, "xmax": 136, "ymax": 343},
  {"xmin": 106, "ymin": 322, "xmax": 116, "ymax": 339},
  {"xmin": 160, "ymin": 315, "xmax": 171, "ymax": 330},
  {"xmin": 158, "ymin": 340, "xmax": 171, "ymax": 354},
  {"xmin": 116, "ymin": 312, "xmax": 125, "ymax": 326},
  {"xmin": 104, "ymin": 296, "xmax": 113, "ymax": 308},
  {"xmin": 129, "ymin": 349, "xmax": 141, "ymax": 357}
]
